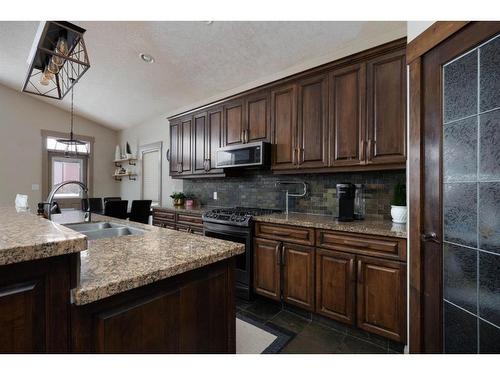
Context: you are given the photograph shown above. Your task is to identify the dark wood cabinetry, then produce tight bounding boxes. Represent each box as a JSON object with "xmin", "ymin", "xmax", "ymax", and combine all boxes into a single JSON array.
[
  {"xmin": 329, "ymin": 63, "xmax": 366, "ymax": 167},
  {"xmin": 223, "ymin": 99, "xmax": 245, "ymax": 146},
  {"xmin": 282, "ymin": 243, "xmax": 315, "ymax": 311},
  {"xmin": 316, "ymin": 249, "xmax": 356, "ymax": 324},
  {"xmin": 152, "ymin": 208, "xmax": 203, "ymax": 235},
  {"xmin": 253, "ymin": 238, "xmax": 281, "ymax": 301},
  {"xmin": 245, "ymin": 90, "xmax": 270, "ymax": 143},
  {"xmin": 193, "ymin": 112, "xmax": 208, "ymax": 174},
  {"xmin": 271, "ymin": 84, "xmax": 297, "ymax": 170},
  {"xmin": 207, "ymin": 107, "xmax": 224, "ymax": 172},
  {"xmin": 169, "ymin": 121, "xmax": 180, "ymax": 175},
  {"xmin": 366, "ymin": 49, "xmax": 406, "ymax": 165},
  {"xmin": 356, "ymin": 256, "xmax": 406, "ymax": 343}
]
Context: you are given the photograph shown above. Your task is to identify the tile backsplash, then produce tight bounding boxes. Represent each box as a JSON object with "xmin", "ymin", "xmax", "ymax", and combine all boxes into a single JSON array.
[{"xmin": 184, "ymin": 170, "xmax": 406, "ymax": 219}]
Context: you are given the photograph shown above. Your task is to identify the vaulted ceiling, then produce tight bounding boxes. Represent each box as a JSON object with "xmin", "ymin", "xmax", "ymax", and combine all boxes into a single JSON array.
[{"xmin": 0, "ymin": 21, "xmax": 406, "ymax": 130}]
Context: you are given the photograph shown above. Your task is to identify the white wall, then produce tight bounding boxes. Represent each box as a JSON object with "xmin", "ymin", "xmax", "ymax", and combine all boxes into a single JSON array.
[
  {"xmin": 407, "ymin": 21, "xmax": 435, "ymax": 42},
  {"xmin": 0, "ymin": 83, "xmax": 119, "ymax": 207},
  {"xmin": 118, "ymin": 116, "xmax": 183, "ymax": 207}
]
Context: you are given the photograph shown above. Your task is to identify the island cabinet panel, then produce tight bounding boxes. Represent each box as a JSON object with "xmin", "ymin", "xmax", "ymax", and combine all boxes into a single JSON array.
[
  {"xmin": 329, "ymin": 63, "xmax": 366, "ymax": 167},
  {"xmin": 315, "ymin": 249, "xmax": 356, "ymax": 325},
  {"xmin": 297, "ymin": 74, "xmax": 329, "ymax": 168},
  {"xmin": 356, "ymin": 256, "xmax": 406, "ymax": 343},
  {"xmin": 193, "ymin": 112, "xmax": 208, "ymax": 174},
  {"xmin": 253, "ymin": 238, "xmax": 281, "ymax": 301},
  {"xmin": 366, "ymin": 49, "xmax": 407, "ymax": 165},
  {"xmin": 0, "ymin": 254, "xmax": 76, "ymax": 353},
  {"xmin": 245, "ymin": 90, "xmax": 270, "ymax": 143},
  {"xmin": 168, "ymin": 121, "xmax": 180, "ymax": 175},
  {"xmin": 282, "ymin": 243, "xmax": 315, "ymax": 311},
  {"xmin": 71, "ymin": 259, "xmax": 235, "ymax": 353},
  {"xmin": 223, "ymin": 99, "xmax": 245, "ymax": 146},
  {"xmin": 207, "ymin": 107, "xmax": 224, "ymax": 172},
  {"xmin": 271, "ymin": 84, "xmax": 297, "ymax": 170}
]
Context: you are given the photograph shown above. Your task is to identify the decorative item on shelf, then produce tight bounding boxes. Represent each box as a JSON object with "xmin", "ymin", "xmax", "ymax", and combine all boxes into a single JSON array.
[
  {"xmin": 390, "ymin": 182, "xmax": 407, "ymax": 224},
  {"xmin": 125, "ymin": 141, "xmax": 135, "ymax": 159},
  {"xmin": 170, "ymin": 192, "xmax": 186, "ymax": 206},
  {"xmin": 22, "ymin": 21, "xmax": 90, "ymax": 100},
  {"xmin": 114, "ymin": 145, "xmax": 121, "ymax": 161},
  {"xmin": 184, "ymin": 194, "xmax": 195, "ymax": 208}
]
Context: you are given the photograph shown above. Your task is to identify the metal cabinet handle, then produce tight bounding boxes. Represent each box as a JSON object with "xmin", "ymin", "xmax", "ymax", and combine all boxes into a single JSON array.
[
  {"xmin": 360, "ymin": 140, "xmax": 365, "ymax": 161},
  {"xmin": 349, "ymin": 259, "xmax": 356, "ymax": 282},
  {"xmin": 245, "ymin": 129, "xmax": 249, "ymax": 143},
  {"xmin": 422, "ymin": 232, "xmax": 440, "ymax": 243},
  {"xmin": 206, "ymin": 158, "xmax": 210, "ymax": 171},
  {"xmin": 367, "ymin": 139, "xmax": 373, "ymax": 160},
  {"xmin": 300, "ymin": 148, "xmax": 304, "ymax": 164},
  {"xmin": 275, "ymin": 242, "xmax": 281, "ymax": 265},
  {"xmin": 357, "ymin": 260, "xmax": 363, "ymax": 284},
  {"xmin": 166, "ymin": 149, "xmax": 170, "ymax": 162}
]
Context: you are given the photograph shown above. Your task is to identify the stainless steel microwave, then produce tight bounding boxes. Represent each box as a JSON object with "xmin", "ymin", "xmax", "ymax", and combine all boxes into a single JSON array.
[{"xmin": 215, "ymin": 141, "xmax": 271, "ymax": 169}]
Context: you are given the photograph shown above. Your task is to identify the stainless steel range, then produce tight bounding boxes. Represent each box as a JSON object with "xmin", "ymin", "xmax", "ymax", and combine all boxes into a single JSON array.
[{"xmin": 202, "ymin": 207, "xmax": 279, "ymax": 300}]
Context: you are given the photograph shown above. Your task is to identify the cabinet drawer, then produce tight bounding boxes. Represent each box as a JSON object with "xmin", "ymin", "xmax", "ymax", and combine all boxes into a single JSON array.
[
  {"xmin": 153, "ymin": 209, "xmax": 176, "ymax": 221},
  {"xmin": 190, "ymin": 226, "xmax": 204, "ymax": 236},
  {"xmin": 153, "ymin": 219, "xmax": 176, "ymax": 230},
  {"xmin": 316, "ymin": 230, "xmax": 406, "ymax": 261},
  {"xmin": 255, "ymin": 222, "xmax": 315, "ymax": 246},
  {"xmin": 177, "ymin": 213, "xmax": 203, "ymax": 226}
]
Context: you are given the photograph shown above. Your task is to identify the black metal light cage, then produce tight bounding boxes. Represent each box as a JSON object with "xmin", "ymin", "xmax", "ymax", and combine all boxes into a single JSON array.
[{"xmin": 22, "ymin": 21, "xmax": 90, "ymax": 100}]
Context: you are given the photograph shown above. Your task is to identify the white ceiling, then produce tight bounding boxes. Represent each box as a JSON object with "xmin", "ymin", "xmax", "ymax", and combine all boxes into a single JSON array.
[{"xmin": 0, "ymin": 21, "xmax": 406, "ymax": 130}]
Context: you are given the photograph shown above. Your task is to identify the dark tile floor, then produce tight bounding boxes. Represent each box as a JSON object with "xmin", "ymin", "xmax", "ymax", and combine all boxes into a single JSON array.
[{"xmin": 236, "ymin": 296, "xmax": 405, "ymax": 354}]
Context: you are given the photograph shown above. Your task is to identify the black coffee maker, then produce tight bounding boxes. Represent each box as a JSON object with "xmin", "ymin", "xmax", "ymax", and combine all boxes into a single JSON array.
[{"xmin": 336, "ymin": 183, "xmax": 356, "ymax": 222}]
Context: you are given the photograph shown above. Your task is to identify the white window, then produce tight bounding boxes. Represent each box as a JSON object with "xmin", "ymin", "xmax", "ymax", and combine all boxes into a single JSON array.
[
  {"xmin": 46, "ymin": 136, "xmax": 90, "ymax": 154},
  {"xmin": 51, "ymin": 157, "xmax": 85, "ymax": 198}
]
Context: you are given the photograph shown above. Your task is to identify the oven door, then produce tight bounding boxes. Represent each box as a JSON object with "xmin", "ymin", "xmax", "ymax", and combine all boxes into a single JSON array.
[{"xmin": 203, "ymin": 222, "xmax": 252, "ymax": 299}]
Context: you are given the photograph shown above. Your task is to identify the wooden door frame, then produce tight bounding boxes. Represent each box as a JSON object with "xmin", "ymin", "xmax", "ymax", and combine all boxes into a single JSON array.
[{"xmin": 408, "ymin": 21, "xmax": 500, "ymax": 353}]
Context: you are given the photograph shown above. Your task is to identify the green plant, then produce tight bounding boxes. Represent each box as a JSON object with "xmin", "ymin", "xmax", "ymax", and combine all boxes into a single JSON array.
[
  {"xmin": 170, "ymin": 192, "xmax": 186, "ymax": 200},
  {"xmin": 184, "ymin": 193, "xmax": 195, "ymax": 200},
  {"xmin": 392, "ymin": 182, "xmax": 406, "ymax": 206}
]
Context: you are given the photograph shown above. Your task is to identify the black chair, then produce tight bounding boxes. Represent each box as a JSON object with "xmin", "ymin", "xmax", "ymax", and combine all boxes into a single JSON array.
[
  {"xmin": 81, "ymin": 198, "xmax": 103, "ymax": 213},
  {"xmin": 104, "ymin": 200, "xmax": 128, "ymax": 219},
  {"xmin": 129, "ymin": 200, "xmax": 152, "ymax": 224},
  {"xmin": 103, "ymin": 197, "xmax": 121, "ymax": 204}
]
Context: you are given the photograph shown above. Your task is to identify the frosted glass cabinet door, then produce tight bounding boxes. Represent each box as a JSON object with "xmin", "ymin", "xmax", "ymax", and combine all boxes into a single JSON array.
[{"xmin": 442, "ymin": 34, "xmax": 500, "ymax": 354}]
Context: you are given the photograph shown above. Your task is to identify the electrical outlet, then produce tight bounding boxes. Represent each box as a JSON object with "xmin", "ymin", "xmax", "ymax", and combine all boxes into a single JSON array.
[
  {"xmin": 31, "ymin": 184, "xmax": 40, "ymax": 191},
  {"xmin": 213, "ymin": 191, "xmax": 218, "ymax": 200}
]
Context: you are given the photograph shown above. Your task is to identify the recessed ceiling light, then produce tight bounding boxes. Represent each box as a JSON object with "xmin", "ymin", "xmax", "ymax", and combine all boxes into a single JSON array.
[
  {"xmin": 205, "ymin": 21, "xmax": 214, "ymax": 25},
  {"xmin": 139, "ymin": 53, "xmax": 155, "ymax": 64}
]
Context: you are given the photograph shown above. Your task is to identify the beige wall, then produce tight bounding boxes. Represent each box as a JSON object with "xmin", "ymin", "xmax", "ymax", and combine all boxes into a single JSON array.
[
  {"xmin": 118, "ymin": 116, "xmax": 183, "ymax": 207},
  {"xmin": 0, "ymin": 83, "xmax": 119, "ymax": 208},
  {"xmin": 407, "ymin": 21, "xmax": 434, "ymax": 42}
]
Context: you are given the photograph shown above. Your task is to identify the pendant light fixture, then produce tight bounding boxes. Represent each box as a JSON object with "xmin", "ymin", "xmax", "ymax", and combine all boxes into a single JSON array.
[
  {"xmin": 56, "ymin": 79, "xmax": 88, "ymax": 157},
  {"xmin": 23, "ymin": 21, "xmax": 90, "ymax": 100}
]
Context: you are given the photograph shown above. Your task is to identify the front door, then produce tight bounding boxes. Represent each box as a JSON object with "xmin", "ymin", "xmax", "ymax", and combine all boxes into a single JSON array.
[{"xmin": 420, "ymin": 24, "xmax": 500, "ymax": 353}]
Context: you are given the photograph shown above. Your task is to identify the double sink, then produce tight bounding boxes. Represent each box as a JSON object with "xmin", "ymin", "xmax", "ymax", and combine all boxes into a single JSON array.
[{"xmin": 64, "ymin": 221, "xmax": 145, "ymax": 240}]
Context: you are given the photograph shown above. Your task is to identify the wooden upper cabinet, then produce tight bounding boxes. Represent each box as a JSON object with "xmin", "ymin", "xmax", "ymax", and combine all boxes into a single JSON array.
[
  {"xmin": 223, "ymin": 99, "xmax": 245, "ymax": 146},
  {"xmin": 207, "ymin": 106, "xmax": 223, "ymax": 172},
  {"xmin": 366, "ymin": 49, "xmax": 407, "ymax": 165},
  {"xmin": 193, "ymin": 112, "xmax": 207, "ymax": 174},
  {"xmin": 253, "ymin": 238, "xmax": 281, "ymax": 301},
  {"xmin": 356, "ymin": 255, "xmax": 406, "ymax": 343},
  {"xmin": 169, "ymin": 121, "xmax": 180, "ymax": 175},
  {"xmin": 316, "ymin": 249, "xmax": 356, "ymax": 325},
  {"xmin": 180, "ymin": 117, "xmax": 192, "ymax": 174},
  {"xmin": 297, "ymin": 74, "xmax": 329, "ymax": 169},
  {"xmin": 245, "ymin": 90, "xmax": 270, "ymax": 143},
  {"xmin": 329, "ymin": 63, "xmax": 366, "ymax": 167},
  {"xmin": 271, "ymin": 84, "xmax": 297, "ymax": 170},
  {"xmin": 282, "ymin": 243, "xmax": 315, "ymax": 311}
]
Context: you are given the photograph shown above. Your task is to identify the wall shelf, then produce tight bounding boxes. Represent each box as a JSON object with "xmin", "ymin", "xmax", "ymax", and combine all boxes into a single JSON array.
[
  {"xmin": 113, "ymin": 172, "xmax": 137, "ymax": 181},
  {"xmin": 114, "ymin": 158, "xmax": 137, "ymax": 167}
]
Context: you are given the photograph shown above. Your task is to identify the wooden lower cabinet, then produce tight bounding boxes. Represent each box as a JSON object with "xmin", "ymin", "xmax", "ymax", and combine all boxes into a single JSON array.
[
  {"xmin": 253, "ymin": 238, "xmax": 281, "ymax": 301},
  {"xmin": 315, "ymin": 249, "xmax": 356, "ymax": 325},
  {"xmin": 356, "ymin": 255, "xmax": 406, "ymax": 343},
  {"xmin": 282, "ymin": 243, "xmax": 315, "ymax": 311},
  {"xmin": 152, "ymin": 208, "xmax": 203, "ymax": 235}
]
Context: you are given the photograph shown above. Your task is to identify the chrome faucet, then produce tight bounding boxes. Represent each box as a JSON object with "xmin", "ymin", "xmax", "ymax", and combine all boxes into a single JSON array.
[
  {"xmin": 46, "ymin": 180, "xmax": 91, "ymax": 222},
  {"xmin": 275, "ymin": 181, "xmax": 308, "ymax": 216}
]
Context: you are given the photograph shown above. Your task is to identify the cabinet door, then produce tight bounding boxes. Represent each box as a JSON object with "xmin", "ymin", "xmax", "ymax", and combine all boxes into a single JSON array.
[
  {"xmin": 329, "ymin": 63, "xmax": 366, "ymax": 166},
  {"xmin": 282, "ymin": 243, "xmax": 315, "ymax": 311},
  {"xmin": 271, "ymin": 84, "xmax": 297, "ymax": 170},
  {"xmin": 245, "ymin": 91, "xmax": 270, "ymax": 142},
  {"xmin": 297, "ymin": 74, "xmax": 329, "ymax": 169},
  {"xmin": 180, "ymin": 117, "xmax": 192, "ymax": 174},
  {"xmin": 193, "ymin": 112, "xmax": 207, "ymax": 174},
  {"xmin": 366, "ymin": 49, "xmax": 406, "ymax": 165},
  {"xmin": 357, "ymin": 256, "xmax": 406, "ymax": 343},
  {"xmin": 169, "ymin": 121, "xmax": 180, "ymax": 175},
  {"xmin": 223, "ymin": 99, "xmax": 245, "ymax": 146},
  {"xmin": 207, "ymin": 107, "xmax": 223, "ymax": 172},
  {"xmin": 253, "ymin": 238, "xmax": 281, "ymax": 301},
  {"xmin": 315, "ymin": 249, "xmax": 356, "ymax": 325}
]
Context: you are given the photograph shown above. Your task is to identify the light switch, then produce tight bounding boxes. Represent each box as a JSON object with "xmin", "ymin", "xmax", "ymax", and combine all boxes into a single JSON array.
[
  {"xmin": 31, "ymin": 184, "xmax": 40, "ymax": 191},
  {"xmin": 213, "ymin": 191, "xmax": 218, "ymax": 200}
]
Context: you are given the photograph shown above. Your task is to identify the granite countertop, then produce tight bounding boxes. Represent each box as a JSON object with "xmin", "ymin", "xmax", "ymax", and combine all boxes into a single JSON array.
[
  {"xmin": 254, "ymin": 213, "xmax": 407, "ymax": 238},
  {"xmin": 0, "ymin": 207, "xmax": 87, "ymax": 266},
  {"xmin": 64, "ymin": 213, "xmax": 244, "ymax": 306}
]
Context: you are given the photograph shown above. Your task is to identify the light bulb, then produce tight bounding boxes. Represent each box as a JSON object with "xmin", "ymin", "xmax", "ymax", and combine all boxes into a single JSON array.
[
  {"xmin": 56, "ymin": 37, "xmax": 69, "ymax": 56},
  {"xmin": 52, "ymin": 53, "xmax": 63, "ymax": 67},
  {"xmin": 39, "ymin": 68, "xmax": 50, "ymax": 86},
  {"xmin": 43, "ymin": 65, "xmax": 54, "ymax": 80},
  {"xmin": 48, "ymin": 59, "xmax": 59, "ymax": 74}
]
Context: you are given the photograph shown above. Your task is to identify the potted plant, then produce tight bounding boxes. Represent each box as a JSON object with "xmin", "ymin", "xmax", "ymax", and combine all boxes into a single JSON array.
[
  {"xmin": 184, "ymin": 194, "xmax": 195, "ymax": 208},
  {"xmin": 391, "ymin": 182, "xmax": 407, "ymax": 224},
  {"xmin": 170, "ymin": 192, "xmax": 186, "ymax": 206}
]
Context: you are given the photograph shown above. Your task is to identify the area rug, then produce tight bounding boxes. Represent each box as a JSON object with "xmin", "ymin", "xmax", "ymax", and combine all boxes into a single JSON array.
[{"xmin": 236, "ymin": 315, "xmax": 294, "ymax": 354}]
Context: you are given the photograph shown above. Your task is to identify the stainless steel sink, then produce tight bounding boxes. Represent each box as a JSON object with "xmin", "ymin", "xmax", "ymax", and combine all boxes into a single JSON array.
[{"xmin": 64, "ymin": 222, "xmax": 145, "ymax": 240}]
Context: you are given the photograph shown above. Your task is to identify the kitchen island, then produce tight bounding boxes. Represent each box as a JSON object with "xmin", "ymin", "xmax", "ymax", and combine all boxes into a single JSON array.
[{"xmin": 0, "ymin": 207, "xmax": 244, "ymax": 353}]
